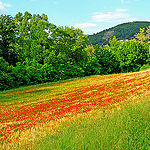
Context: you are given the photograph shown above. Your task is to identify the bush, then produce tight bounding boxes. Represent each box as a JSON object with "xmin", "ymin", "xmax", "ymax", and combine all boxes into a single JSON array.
[
  {"xmin": 51, "ymin": 60, "xmax": 85, "ymax": 80},
  {"xmin": 111, "ymin": 40, "xmax": 149, "ymax": 73},
  {"xmin": 82, "ymin": 57, "xmax": 102, "ymax": 76},
  {"xmin": 140, "ymin": 63, "xmax": 150, "ymax": 71},
  {"xmin": 0, "ymin": 57, "xmax": 86, "ymax": 91},
  {"xmin": 0, "ymin": 57, "xmax": 14, "ymax": 90},
  {"xmin": 94, "ymin": 45, "xmax": 120, "ymax": 74}
]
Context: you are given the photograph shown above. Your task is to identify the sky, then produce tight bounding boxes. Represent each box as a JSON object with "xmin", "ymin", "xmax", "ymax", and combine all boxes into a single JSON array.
[{"xmin": 0, "ymin": 0, "xmax": 150, "ymax": 35}]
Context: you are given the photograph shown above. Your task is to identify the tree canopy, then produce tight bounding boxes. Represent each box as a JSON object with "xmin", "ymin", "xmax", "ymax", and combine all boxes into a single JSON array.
[{"xmin": 0, "ymin": 12, "xmax": 149, "ymax": 90}]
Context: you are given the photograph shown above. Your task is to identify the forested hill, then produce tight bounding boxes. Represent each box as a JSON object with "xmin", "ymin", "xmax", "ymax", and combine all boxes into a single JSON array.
[{"xmin": 88, "ymin": 21, "xmax": 150, "ymax": 45}]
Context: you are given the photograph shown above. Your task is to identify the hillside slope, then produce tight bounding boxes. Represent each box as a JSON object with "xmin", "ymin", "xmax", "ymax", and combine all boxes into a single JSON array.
[
  {"xmin": 88, "ymin": 21, "xmax": 150, "ymax": 45},
  {"xmin": 0, "ymin": 69, "xmax": 150, "ymax": 149}
]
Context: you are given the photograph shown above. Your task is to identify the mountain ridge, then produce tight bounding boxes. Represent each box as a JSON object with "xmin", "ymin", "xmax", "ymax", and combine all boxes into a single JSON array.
[{"xmin": 88, "ymin": 21, "xmax": 150, "ymax": 45}]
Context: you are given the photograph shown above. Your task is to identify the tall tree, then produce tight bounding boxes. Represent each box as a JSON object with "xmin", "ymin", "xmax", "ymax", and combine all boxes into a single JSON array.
[
  {"xmin": 13, "ymin": 11, "xmax": 56, "ymax": 63},
  {"xmin": 134, "ymin": 28, "xmax": 147, "ymax": 44},
  {"xmin": 47, "ymin": 26, "xmax": 88, "ymax": 64},
  {"xmin": 0, "ymin": 14, "xmax": 17, "ymax": 64}
]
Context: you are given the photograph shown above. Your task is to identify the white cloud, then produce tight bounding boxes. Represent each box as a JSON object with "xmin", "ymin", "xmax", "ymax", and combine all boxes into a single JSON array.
[
  {"xmin": 0, "ymin": 1, "xmax": 11, "ymax": 13},
  {"xmin": 80, "ymin": 26, "xmax": 111, "ymax": 35},
  {"xmin": 92, "ymin": 11, "xmax": 133, "ymax": 23},
  {"xmin": 4, "ymin": 3, "xmax": 11, "ymax": 7},
  {"xmin": 74, "ymin": 22, "xmax": 99, "ymax": 29},
  {"xmin": 121, "ymin": 0, "xmax": 125, "ymax": 4},
  {"xmin": 74, "ymin": 22, "xmax": 101, "ymax": 35},
  {"xmin": 116, "ymin": 8, "xmax": 128, "ymax": 12}
]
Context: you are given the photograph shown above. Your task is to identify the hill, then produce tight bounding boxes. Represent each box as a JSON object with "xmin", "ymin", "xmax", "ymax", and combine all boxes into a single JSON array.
[
  {"xmin": 0, "ymin": 69, "xmax": 150, "ymax": 149},
  {"xmin": 88, "ymin": 21, "xmax": 150, "ymax": 45}
]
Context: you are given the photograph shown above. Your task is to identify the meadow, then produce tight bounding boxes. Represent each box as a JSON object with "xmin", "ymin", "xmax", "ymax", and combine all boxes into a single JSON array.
[{"xmin": 0, "ymin": 69, "xmax": 150, "ymax": 150}]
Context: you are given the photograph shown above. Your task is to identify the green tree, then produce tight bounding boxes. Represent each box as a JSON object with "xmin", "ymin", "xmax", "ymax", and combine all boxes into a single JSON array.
[
  {"xmin": 94, "ymin": 44, "xmax": 120, "ymax": 74},
  {"xmin": 0, "ymin": 15, "xmax": 17, "ymax": 65},
  {"xmin": 47, "ymin": 26, "xmax": 88, "ymax": 64},
  {"xmin": 134, "ymin": 28, "xmax": 147, "ymax": 44},
  {"xmin": 13, "ymin": 12, "xmax": 56, "ymax": 63}
]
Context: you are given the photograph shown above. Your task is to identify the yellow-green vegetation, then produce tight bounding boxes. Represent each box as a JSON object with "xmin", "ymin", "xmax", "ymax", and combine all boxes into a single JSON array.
[
  {"xmin": 33, "ymin": 95, "xmax": 150, "ymax": 150},
  {"xmin": 140, "ymin": 63, "xmax": 150, "ymax": 71}
]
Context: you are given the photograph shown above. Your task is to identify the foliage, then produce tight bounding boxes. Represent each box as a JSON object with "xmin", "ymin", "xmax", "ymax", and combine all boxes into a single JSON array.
[
  {"xmin": 134, "ymin": 28, "xmax": 147, "ymax": 44},
  {"xmin": 0, "ymin": 15, "xmax": 17, "ymax": 65},
  {"xmin": 88, "ymin": 21, "xmax": 150, "ymax": 45},
  {"xmin": 109, "ymin": 38, "xmax": 149, "ymax": 72},
  {"xmin": 0, "ymin": 12, "xmax": 150, "ymax": 90},
  {"xmin": 94, "ymin": 44, "xmax": 121, "ymax": 74},
  {"xmin": 0, "ymin": 57, "xmax": 13, "ymax": 90},
  {"xmin": 140, "ymin": 63, "xmax": 150, "ymax": 71}
]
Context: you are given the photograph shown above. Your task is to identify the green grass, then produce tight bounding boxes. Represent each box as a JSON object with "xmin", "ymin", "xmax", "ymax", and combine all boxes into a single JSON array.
[
  {"xmin": 0, "ymin": 73, "xmax": 110, "ymax": 106},
  {"xmin": 0, "ymin": 75, "xmax": 95, "ymax": 105},
  {"xmin": 1, "ymin": 70, "xmax": 149, "ymax": 150},
  {"xmin": 33, "ymin": 96, "xmax": 150, "ymax": 150},
  {"xmin": 0, "ymin": 72, "xmax": 122, "ymax": 105}
]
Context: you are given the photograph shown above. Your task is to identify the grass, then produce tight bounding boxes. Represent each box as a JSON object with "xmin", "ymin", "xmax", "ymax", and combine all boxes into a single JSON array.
[
  {"xmin": 0, "ymin": 75, "xmax": 102, "ymax": 105},
  {"xmin": 34, "ymin": 96, "xmax": 150, "ymax": 150},
  {"xmin": 0, "ymin": 69, "xmax": 150, "ymax": 150}
]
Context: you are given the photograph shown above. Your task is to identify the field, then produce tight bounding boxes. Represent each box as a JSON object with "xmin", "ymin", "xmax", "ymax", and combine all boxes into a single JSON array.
[{"xmin": 0, "ymin": 69, "xmax": 150, "ymax": 150}]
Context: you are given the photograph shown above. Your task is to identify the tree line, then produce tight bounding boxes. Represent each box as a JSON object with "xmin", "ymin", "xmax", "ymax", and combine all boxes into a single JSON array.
[{"xmin": 0, "ymin": 12, "xmax": 149, "ymax": 90}]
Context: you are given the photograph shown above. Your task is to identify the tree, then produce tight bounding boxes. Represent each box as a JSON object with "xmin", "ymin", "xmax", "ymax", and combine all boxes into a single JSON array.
[
  {"xmin": 134, "ymin": 28, "xmax": 147, "ymax": 44},
  {"xmin": 0, "ymin": 14, "xmax": 17, "ymax": 64},
  {"xmin": 13, "ymin": 11, "xmax": 56, "ymax": 63},
  {"xmin": 94, "ymin": 44, "xmax": 120, "ymax": 74},
  {"xmin": 146, "ymin": 26, "xmax": 150, "ymax": 40},
  {"xmin": 45, "ymin": 26, "xmax": 88, "ymax": 64}
]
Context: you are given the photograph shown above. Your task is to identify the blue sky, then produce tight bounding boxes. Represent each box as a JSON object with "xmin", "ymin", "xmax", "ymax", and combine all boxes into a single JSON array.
[{"xmin": 0, "ymin": 0, "xmax": 150, "ymax": 34}]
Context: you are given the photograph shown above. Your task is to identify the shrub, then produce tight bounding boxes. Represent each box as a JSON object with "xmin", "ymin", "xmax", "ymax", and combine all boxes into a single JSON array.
[
  {"xmin": 0, "ymin": 57, "xmax": 14, "ymax": 90},
  {"xmin": 140, "ymin": 63, "xmax": 150, "ymax": 71}
]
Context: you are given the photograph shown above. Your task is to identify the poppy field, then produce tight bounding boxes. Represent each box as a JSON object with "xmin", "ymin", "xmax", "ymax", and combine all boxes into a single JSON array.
[{"xmin": 0, "ymin": 69, "xmax": 150, "ymax": 149}]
